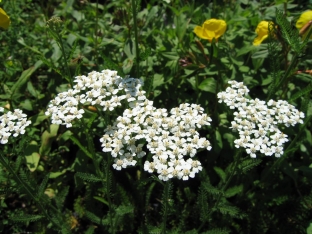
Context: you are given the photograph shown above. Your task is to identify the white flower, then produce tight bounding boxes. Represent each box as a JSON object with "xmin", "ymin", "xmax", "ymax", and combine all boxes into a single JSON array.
[
  {"xmin": 113, "ymin": 158, "xmax": 127, "ymax": 170},
  {"xmin": 46, "ymin": 69, "xmax": 145, "ymax": 127},
  {"xmin": 144, "ymin": 161, "xmax": 156, "ymax": 173},
  {"xmin": 217, "ymin": 81, "xmax": 304, "ymax": 158},
  {"xmin": 158, "ymin": 165, "xmax": 173, "ymax": 181},
  {"xmin": 104, "ymin": 100, "xmax": 212, "ymax": 181},
  {"xmin": 178, "ymin": 162, "xmax": 194, "ymax": 180},
  {"xmin": 102, "ymin": 142, "xmax": 113, "ymax": 152},
  {"xmin": 0, "ymin": 109, "xmax": 31, "ymax": 144}
]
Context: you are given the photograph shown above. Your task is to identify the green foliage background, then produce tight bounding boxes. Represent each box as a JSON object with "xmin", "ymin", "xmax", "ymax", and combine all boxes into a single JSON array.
[{"xmin": 0, "ymin": 0, "xmax": 312, "ymax": 233}]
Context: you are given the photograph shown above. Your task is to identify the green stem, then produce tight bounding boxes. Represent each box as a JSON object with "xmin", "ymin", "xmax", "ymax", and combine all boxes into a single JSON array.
[
  {"xmin": 56, "ymin": 33, "xmax": 73, "ymax": 87},
  {"xmin": 267, "ymin": 52, "xmax": 298, "ymax": 100},
  {"xmin": 197, "ymin": 150, "xmax": 242, "ymax": 232},
  {"xmin": 195, "ymin": 74, "xmax": 199, "ymax": 91},
  {"xmin": 94, "ymin": 0, "xmax": 99, "ymax": 66},
  {"xmin": 216, "ymin": 150, "xmax": 242, "ymax": 206},
  {"xmin": 161, "ymin": 181, "xmax": 171, "ymax": 234},
  {"xmin": 267, "ymin": 15, "xmax": 312, "ymax": 100},
  {"xmin": 83, "ymin": 124, "xmax": 101, "ymax": 176},
  {"xmin": 81, "ymin": 118, "xmax": 115, "ymax": 233},
  {"xmin": 106, "ymin": 156, "xmax": 115, "ymax": 234},
  {"xmin": 131, "ymin": 0, "xmax": 140, "ymax": 77}
]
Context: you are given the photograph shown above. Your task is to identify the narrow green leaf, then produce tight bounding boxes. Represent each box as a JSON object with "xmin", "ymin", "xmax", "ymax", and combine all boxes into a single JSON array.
[
  {"xmin": 11, "ymin": 61, "xmax": 42, "ymax": 100},
  {"xmin": 124, "ymin": 39, "xmax": 136, "ymax": 59},
  {"xmin": 75, "ymin": 172, "xmax": 102, "ymax": 182},
  {"xmin": 93, "ymin": 196, "xmax": 109, "ymax": 206},
  {"xmin": 29, "ymin": 111, "xmax": 49, "ymax": 126},
  {"xmin": 49, "ymin": 169, "xmax": 67, "ymax": 178},
  {"xmin": 24, "ymin": 141, "xmax": 40, "ymax": 172},
  {"xmin": 202, "ymin": 182, "xmax": 223, "ymax": 195},
  {"xmin": 85, "ymin": 210, "xmax": 103, "ymax": 225},
  {"xmin": 10, "ymin": 214, "xmax": 45, "ymax": 223},
  {"xmin": 290, "ymin": 82, "xmax": 312, "ymax": 101},
  {"xmin": 69, "ymin": 135, "xmax": 92, "ymax": 158},
  {"xmin": 37, "ymin": 173, "xmax": 50, "ymax": 198},
  {"xmin": 39, "ymin": 124, "xmax": 59, "ymax": 156},
  {"xmin": 27, "ymin": 81, "xmax": 40, "ymax": 98},
  {"xmin": 214, "ymin": 166, "xmax": 226, "ymax": 183},
  {"xmin": 225, "ymin": 185, "xmax": 244, "ymax": 198},
  {"xmin": 198, "ymin": 78, "xmax": 216, "ymax": 93}
]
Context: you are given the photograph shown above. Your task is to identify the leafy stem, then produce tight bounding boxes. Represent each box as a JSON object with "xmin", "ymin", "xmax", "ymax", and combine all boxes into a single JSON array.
[
  {"xmin": 80, "ymin": 118, "xmax": 115, "ymax": 233},
  {"xmin": 46, "ymin": 17, "xmax": 72, "ymax": 86},
  {"xmin": 131, "ymin": 0, "xmax": 140, "ymax": 77},
  {"xmin": 197, "ymin": 149, "xmax": 243, "ymax": 232},
  {"xmin": 161, "ymin": 180, "xmax": 172, "ymax": 234}
]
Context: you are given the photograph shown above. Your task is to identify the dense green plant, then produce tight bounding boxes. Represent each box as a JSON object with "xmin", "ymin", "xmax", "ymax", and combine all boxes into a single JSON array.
[{"xmin": 0, "ymin": 0, "xmax": 311, "ymax": 233}]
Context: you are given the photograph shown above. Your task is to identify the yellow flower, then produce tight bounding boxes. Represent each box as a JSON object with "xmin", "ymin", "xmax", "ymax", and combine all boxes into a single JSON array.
[
  {"xmin": 193, "ymin": 19, "xmax": 227, "ymax": 42},
  {"xmin": 0, "ymin": 7, "xmax": 10, "ymax": 29},
  {"xmin": 296, "ymin": 10, "xmax": 312, "ymax": 39},
  {"xmin": 253, "ymin": 21, "xmax": 272, "ymax": 46}
]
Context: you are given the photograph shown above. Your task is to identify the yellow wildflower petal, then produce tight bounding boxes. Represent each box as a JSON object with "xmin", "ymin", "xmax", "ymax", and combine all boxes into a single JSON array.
[
  {"xmin": 253, "ymin": 35, "xmax": 268, "ymax": 45},
  {"xmin": 296, "ymin": 10, "xmax": 312, "ymax": 39},
  {"xmin": 203, "ymin": 19, "xmax": 226, "ymax": 38},
  {"xmin": 296, "ymin": 10, "xmax": 312, "ymax": 29},
  {"xmin": 0, "ymin": 7, "xmax": 10, "ymax": 29},
  {"xmin": 253, "ymin": 21, "xmax": 271, "ymax": 46},
  {"xmin": 205, "ymin": 30, "xmax": 216, "ymax": 40},
  {"xmin": 193, "ymin": 26, "xmax": 208, "ymax": 40},
  {"xmin": 194, "ymin": 19, "xmax": 227, "ymax": 42}
]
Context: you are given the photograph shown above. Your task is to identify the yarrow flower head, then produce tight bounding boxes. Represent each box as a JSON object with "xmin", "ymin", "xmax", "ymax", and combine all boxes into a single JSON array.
[
  {"xmin": 46, "ymin": 16, "xmax": 63, "ymax": 30},
  {"xmin": 193, "ymin": 19, "xmax": 227, "ymax": 42},
  {"xmin": 253, "ymin": 21, "xmax": 272, "ymax": 45},
  {"xmin": 45, "ymin": 70, "xmax": 144, "ymax": 127},
  {"xmin": 100, "ymin": 101, "xmax": 212, "ymax": 181},
  {"xmin": 0, "ymin": 7, "xmax": 10, "ymax": 29},
  {"xmin": 217, "ymin": 81, "xmax": 304, "ymax": 158},
  {"xmin": 0, "ymin": 107, "xmax": 31, "ymax": 144},
  {"xmin": 296, "ymin": 10, "xmax": 312, "ymax": 39}
]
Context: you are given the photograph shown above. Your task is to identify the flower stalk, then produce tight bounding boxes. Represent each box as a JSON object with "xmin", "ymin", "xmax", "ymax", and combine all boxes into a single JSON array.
[
  {"xmin": 131, "ymin": 0, "xmax": 140, "ymax": 77},
  {"xmin": 161, "ymin": 181, "xmax": 172, "ymax": 234},
  {"xmin": 197, "ymin": 149, "xmax": 243, "ymax": 232},
  {"xmin": 46, "ymin": 17, "xmax": 73, "ymax": 87}
]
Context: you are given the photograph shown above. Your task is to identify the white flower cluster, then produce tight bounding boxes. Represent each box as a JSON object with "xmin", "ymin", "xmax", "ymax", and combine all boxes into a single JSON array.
[
  {"xmin": 45, "ymin": 70, "xmax": 144, "ymax": 127},
  {"xmin": 100, "ymin": 99, "xmax": 212, "ymax": 181},
  {"xmin": 0, "ymin": 107, "xmax": 31, "ymax": 144},
  {"xmin": 217, "ymin": 80, "xmax": 305, "ymax": 158}
]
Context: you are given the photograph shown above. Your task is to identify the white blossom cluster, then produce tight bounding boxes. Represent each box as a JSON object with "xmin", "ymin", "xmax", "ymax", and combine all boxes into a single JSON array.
[
  {"xmin": 100, "ymin": 99, "xmax": 212, "ymax": 181},
  {"xmin": 45, "ymin": 70, "xmax": 144, "ymax": 127},
  {"xmin": 217, "ymin": 80, "xmax": 305, "ymax": 158},
  {"xmin": 0, "ymin": 107, "xmax": 31, "ymax": 144}
]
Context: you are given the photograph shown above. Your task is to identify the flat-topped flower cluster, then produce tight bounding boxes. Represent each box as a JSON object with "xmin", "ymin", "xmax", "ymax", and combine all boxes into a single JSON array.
[
  {"xmin": 45, "ymin": 69, "xmax": 212, "ymax": 181},
  {"xmin": 43, "ymin": 70, "xmax": 305, "ymax": 180},
  {"xmin": 100, "ymin": 101, "xmax": 212, "ymax": 181},
  {"xmin": 45, "ymin": 70, "xmax": 144, "ymax": 127},
  {"xmin": 0, "ymin": 107, "xmax": 31, "ymax": 144},
  {"xmin": 217, "ymin": 80, "xmax": 305, "ymax": 158}
]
